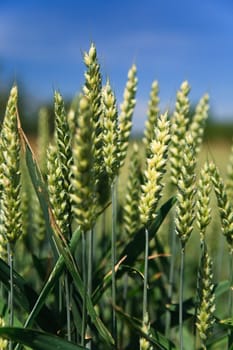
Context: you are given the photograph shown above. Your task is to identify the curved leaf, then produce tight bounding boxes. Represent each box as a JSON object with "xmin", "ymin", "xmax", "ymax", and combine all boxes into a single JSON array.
[
  {"xmin": 115, "ymin": 305, "xmax": 176, "ymax": 350},
  {"xmin": 0, "ymin": 258, "xmax": 59, "ymax": 333},
  {"xmin": 92, "ymin": 197, "xmax": 176, "ymax": 304},
  {"xmin": 19, "ymin": 122, "xmax": 114, "ymax": 346},
  {"xmin": 23, "ymin": 228, "xmax": 81, "ymax": 329},
  {"xmin": 119, "ymin": 196, "xmax": 176, "ymax": 267},
  {"xmin": 0, "ymin": 327, "xmax": 87, "ymax": 350}
]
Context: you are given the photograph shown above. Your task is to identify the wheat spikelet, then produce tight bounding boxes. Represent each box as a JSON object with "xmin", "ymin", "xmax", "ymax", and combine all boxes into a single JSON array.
[
  {"xmin": 123, "ymin": 143, "xmax": 142, "ymax": 235},
  {"xmin": 139, "ymin": 312, "xmax": 153, "ymax": 350},
  {"xmin": 71, "ymin": 96, "xmax": 97, "ymax": 232},
  {"xmin": 118, "ymin": 64, "xmax": 137, "ymax": 168},
  {"xmin": 196, "ymin": 162, "xmax": 212, "ymax": 243},
  {"xmin": 0, "ymin": 86, "xmax": 22, "ymax": 245},
  {"xmin": 0, "ymin": 318, "xmax": 8, "ymax": 349},
  {"xmin": 102, "ymin": 79, "xmax": 120, "ymax": 180},
  {"xmin": 83, "ymin": 43, "xmax": 103, "ymax": 175},
  {"xmin": 227, "ymin": 139, "xmax": 233, "ymax": 201},
  {"xmin": 37, "ymin": 107, "xmax": 50, "ymax": 176},
  {"xmin": 47, "ymin": 143, "xmax": 71, "ymax": 237},
  {"xmin": 196, "ymin": 245, "xmax": 215, "ymax": 348},
  {"xmin": 209, "ymin": 162, "xmax": 233, "ymax": 252},
  {"xmin": 189, "ymin": 94, "xmax": 209, "ymax": 156},
  {"xmin": 139, "ymin": 112, "xmax": 170, "ymax": 225},
  {"xmin": 169, "ymin": 81, "xmax": 190, "ymax": 186},
  {"xmin": 143, "ymin": 80, "xmax": 160, "ymax": 156},
  {"xmin": 175, "ymin": 134, "xmax": 196, "ymax": 247}
]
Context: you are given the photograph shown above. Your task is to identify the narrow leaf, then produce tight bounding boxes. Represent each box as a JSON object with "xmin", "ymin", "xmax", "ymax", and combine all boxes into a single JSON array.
[
  {"xmin": 0, "ymin": 327, "xmax": 87, "ymax": 350},
  {"xmin": 92, "ymin": 197, "xmax": 176, "ymax": 304},
  {"xmin": 119, "ymin": 196, "xmax": 176, "ymax": 267},
  {"xmin": 0, "ymin": 258, "xmax": 58, "ymax": 333},
  {"xmin": 23, "ymin": 228, "xmax": 81, "ymax": 329},
  {"xmin": 18, "ymin": 122, "xmax": 114, "ymax": 346},
  {"xmin": 214, "ymin": 280, "xmax": 231, "ymax": 298},
  {"xmin": 115, "ymin": 305, "xmax": 176, "ymax": 350}
]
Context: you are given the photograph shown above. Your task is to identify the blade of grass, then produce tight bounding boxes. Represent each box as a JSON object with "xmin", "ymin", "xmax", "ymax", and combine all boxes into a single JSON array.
[
  {"xmin": 119, "ymin": 196, "xmax": 176, "ymax": 267},
  {"xmin": 0, "ymin": 258, "xmax": 58, "ymax": 333},
  {"xmin": 92, "ymin": 197, "xmax": 176, "ymax": 305},
  {"xmin": 115, "ymin": 305, "xmax": 176, "ymax": 350},
  {"xmin": 0, "ymin": 327, "xmax": 88, "ymax": 350},
  {"xmin": 18, "ymin": 123, "xmax": 114, "ymax": 347}
]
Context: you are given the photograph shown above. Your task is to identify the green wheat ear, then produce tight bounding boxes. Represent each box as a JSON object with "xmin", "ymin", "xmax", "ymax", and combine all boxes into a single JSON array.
[
  {"xmin": 227, "ymin": 138, "xmax": 233, "ymax": 201},
  {"xmin": 118, "ymin": 64, "xmax": 138, "ymax": 168},
  {"xmin": 139, "ymin": 312, "xmax": 153, "ymax": 350},
  {"xmin": 143, "ymin": 80, "xmax": 160, "ymax": 156},
  {"xmin": 209, "ymin": 162, "xmax": 233, "ymax": 252},
  {"xmin": 83, "ymin": 43, "xmax": 103, "ymax": 175},
  {"xmin": 196, "ymin": 162, "xmax": 212, "ymax": 244},
  {"xmin": 0, "ymin": 317, "xmax": 8, "ymax": 348},
  {"xmin": 47, "ymin": 143, "xmax": 71, "ymax": 237},
  {"xmin": 123, "ymin": 143, "xmax": 142, "ymax": 235},
  {"xmin": 37, "ymin": 107, "xmax": 50, "ymax": 175},
  {"xmin": 67, "ymin": 93, "xmax": 80, "ymax": 137},
  {"xmin": 196, "ymin": 244, "xmax": 215, "ymax": 349},
  {"xmin": 175, "ymin": 134, "xmax": 196, "ymax": 247},
  {"xmin": 189, "ymin": 94, "xmax": 209, "ymax": 156},
  {"xmin": 71, "ymin": 96, "xmax": 97, "ymax": 232},
  {"xmin": 169, "ymin": 80, "xmax": 191, "ymax": 187},
  {"xmin": 0, "ymin": 234, "xmax": 7, "ymax": 261},
  {"xmin": 54, "ymin": 91, "xmax": 73, "ymax": 225},
  {"xmin": 0, "ymin": 86, "xmax": 22, "ymax": 245},
  {"xmin": 102, "ymin": 79, "xmax": 120, "ymax": 180},
  {"xmin": 139, "ymin": 112, "xmax": 170, "ymax": 225}
]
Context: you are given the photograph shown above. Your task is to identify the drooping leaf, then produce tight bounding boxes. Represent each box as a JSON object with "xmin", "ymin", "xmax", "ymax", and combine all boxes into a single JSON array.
[
  {"xmin": 206, "ymin": 321, "xmax": 230, "ymax": 348},
  {"xmin": 115, "ymin": 305, "xmax": 176, "ymax": 350},
  {"xmin": 0, "ymin": 258, "xmax": 59, "ymax": 333},
  {"xmin": 92, "ymin": 262, "xmax": 143, "ymax": 305},
  {"xmin": 92, "ymin": 197, "xmax": 176, "ymax": 304},
  {"xmin": 22, "ymin": 228, "xmax": 81, "ymax": 329},
  {"xmin": 0, "ymin": 327, "xmax": 87, "ymax": 350},
  {"xmin": 119, "ymin": 196, "xmax": 176, "ymax": 268},
  {"xmin": 214, "ymin": 280, "xmax": 230, "ymax": 298},
  {"xmin": 18, "ymin": 121, "xmax": 114, "ymax": 346}
]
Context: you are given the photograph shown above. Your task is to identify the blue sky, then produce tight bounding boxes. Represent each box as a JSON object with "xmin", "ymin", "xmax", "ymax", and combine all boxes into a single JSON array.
[{"xmin": 0, "ymin": 0, "xmax": 233, "ymax": 130}]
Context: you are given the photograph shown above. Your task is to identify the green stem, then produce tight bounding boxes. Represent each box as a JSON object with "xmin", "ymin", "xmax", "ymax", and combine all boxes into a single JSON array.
[
  {"xmin": 87, "ymin": 227, "xmax": 94, "ymax": 349},
  {"xmin": 7, "ymin": 243, "xmax": 14, "ymax": 350},
  {"xmin": 65, "ymin": 274, "xmax": 71, "ymax": 341},
  {"xmin": 165, "ymin": 216, "xmax": 177, "ymax": 337},
  {"xmin": 142, "ymin": 227, "xmax": 149, "ymax": 323},
  {"xmin": 140, "ymin": 227, "xmax": 149, "ymax": 350},
  {"xmin": 229, "ymin": 250, "xmax": 233, "ymax": 318},
  {"xmin": 179, "ymin": 245, "xmax": 185, "ymax": 350},
  {"xmin": 58, "ymin": 279, "xmax": 63, "ymax": 313},
  {"xmin": 15, "ymin": 228, "xmax": 81, "ymax": 350},
  {"xmin": 81, "ymin": 231, "xmax": 87, "ymax": 346},
  {"xmin": 111, "ymin": 179, "xmax": 117, "ymax": 348},
  {"xmin": 194, "ymin": 240, "xmax": 204, "ymax": 349},
  {"xmin": 88, "ymin": 228, "xmax": 94, "ymax": 296}
]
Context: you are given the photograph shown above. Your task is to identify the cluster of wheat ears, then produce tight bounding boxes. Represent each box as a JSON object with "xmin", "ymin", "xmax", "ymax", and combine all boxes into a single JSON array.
[{"xmin": 0, "ymin": 43, "xmax": 233, "ymax": 350}]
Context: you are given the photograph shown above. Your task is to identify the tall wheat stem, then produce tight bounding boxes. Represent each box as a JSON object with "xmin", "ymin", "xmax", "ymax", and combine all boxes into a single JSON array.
[
  {"xmin": 88, "ymin": 227, "xmax": 94, "ymax": 296},
  {"xmin": 64, "ymin": 275, "xmax": 71, "ymax": 341},
  {"xmin": 111, "ymin": 179, "xmax": 117, "ymax": 348},
  {"xmin": 81, "ymin": 231, "xmax": 87, "ymax": 346},
  {"xmin": 165, "ymin": 215, "xmax": 177, "ymax": 337},
  {"xmin": 142, "ymin": 227, "xmax": 149, "ymax": 323},
  {"xmin": 87, "ymin": 226, "xmax": 94, "ymax": 349},
  {"xmin": 179, "ymin": 246, "xmax": 185, "ymax": 350},
  {"xmin": 7, "ymin": 243, "xmax": 14, "ymax": 350},
  {"xmin": 229, "ymin": 251, "xmax": 233, "ymax": 317}
]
